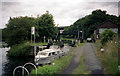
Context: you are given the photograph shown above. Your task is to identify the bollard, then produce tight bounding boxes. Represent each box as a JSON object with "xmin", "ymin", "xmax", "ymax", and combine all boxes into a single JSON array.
[{"xmin": 100, "ymin": 48, "xmax": 104, "ymax": 53}]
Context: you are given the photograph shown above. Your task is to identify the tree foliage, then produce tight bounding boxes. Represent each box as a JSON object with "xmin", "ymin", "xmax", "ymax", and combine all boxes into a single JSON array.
[
  {"xmin": 100, "ymin": 29, "xmax": 115, "ymax": 45},
  {"xmin": 3, "ymin": 16, "xmax": 35, "ymax": 46},
  {"xmin": 2, "ymin": 11, "xmax": 57, "ymax": 46},
  {"xmin": 36, "ymin": 11, "xmax": 57, "ymax": 42},
  {"xmin": 63, "ymin": 9, "xmax": 119, "ymax": 39}
]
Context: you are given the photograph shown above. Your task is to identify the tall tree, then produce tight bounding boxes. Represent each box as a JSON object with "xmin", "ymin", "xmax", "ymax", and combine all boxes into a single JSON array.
[{"xmin": 36, "ymin": 11, "xmax": 57, "ymax": 42}]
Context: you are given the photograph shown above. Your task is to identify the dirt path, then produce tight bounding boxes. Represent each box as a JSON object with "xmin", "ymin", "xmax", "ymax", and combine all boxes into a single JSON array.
[
  {"xmin": 83, "ymin": 43, "xmax": 104, "ymax": 75},
  {"xmin": 61, "ymin": 45, "xmax": 84, "ymax": 74},
  {"xmin": 61, "ymin": 43, "xmax": 104, "ymax": 75}
]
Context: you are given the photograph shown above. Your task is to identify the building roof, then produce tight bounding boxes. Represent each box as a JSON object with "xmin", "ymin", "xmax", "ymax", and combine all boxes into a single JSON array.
[{"xmin": 97, "ymin": 21, "xmax": 118, "ymax": 28}]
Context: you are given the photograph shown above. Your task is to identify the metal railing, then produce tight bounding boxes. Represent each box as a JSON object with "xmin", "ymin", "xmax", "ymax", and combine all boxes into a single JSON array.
[{"xmin": 13, "ymin": 62, "xmax": 37, "ymax": 76}]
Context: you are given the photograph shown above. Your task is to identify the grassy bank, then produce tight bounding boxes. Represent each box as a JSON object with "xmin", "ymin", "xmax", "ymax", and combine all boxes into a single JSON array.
[
  {"xmin": 73, "ymin": 54, "xmax": 90, "ymax": 74},
  {"xmin": 31, "ymin": 48, "xmax": 75, "ymax": 75},
  {"xmin": 7, "ymin": 42, "xmax": 48, "ymax": 57},
  {"xmin": 7, "ymin": 42, "xmax": 32, "ymax": 57},
  {"xmin": 29, "ymin": 42, "xmax": 48, "ymax": 46},
  {"xmin": 96, "ymin": 35, "xmax": 119, "ymax": 75}
]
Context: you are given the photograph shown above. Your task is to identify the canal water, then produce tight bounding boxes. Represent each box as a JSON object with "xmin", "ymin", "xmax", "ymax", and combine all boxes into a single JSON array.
[
  {"xmin": 0, "ymin": 45, "xmax": 71, "ymax": 76},
  {"xmin": 0, "ymin": 47, "xmax": 34, "ymax": 76}
]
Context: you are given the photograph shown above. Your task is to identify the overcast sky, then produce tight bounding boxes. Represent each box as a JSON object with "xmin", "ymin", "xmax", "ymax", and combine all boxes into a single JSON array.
[{"xmin": 0, "ymin": 0, "xmax": 120, "ymax": 29}]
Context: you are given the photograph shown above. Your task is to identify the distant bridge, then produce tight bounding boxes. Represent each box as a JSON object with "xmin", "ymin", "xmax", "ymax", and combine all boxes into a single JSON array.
[{"xmin": 57, "ymin": 26, "xmax": 77, "ymax": 35}]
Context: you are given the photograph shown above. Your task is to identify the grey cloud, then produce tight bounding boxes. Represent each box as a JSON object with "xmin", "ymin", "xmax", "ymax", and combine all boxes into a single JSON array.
[{"xmin": 0, "ymin": 0, "xmax": 119, "ymax": 28}]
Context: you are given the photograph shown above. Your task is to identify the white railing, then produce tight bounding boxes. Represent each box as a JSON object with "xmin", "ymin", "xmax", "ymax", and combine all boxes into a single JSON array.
[
  {"xmin": 13, "ymin": 66, "xmax": 29, "ymax": 76},
  {"xmin": 23, "ymin": 62, "xmax": 37, "ymax": 76},
  {"xmin": 13, "ymin": 62, "xmax": 37, "ymax": 76}
]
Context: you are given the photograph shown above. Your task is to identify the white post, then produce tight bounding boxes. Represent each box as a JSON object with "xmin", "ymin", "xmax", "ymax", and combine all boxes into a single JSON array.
[
  {"xmin": 44, "ymin": 36, "xmax": 46, "ymax": 43},
  {"xmin": 31, "ymin": 27, "xmax": 35, "ymax": 43}
]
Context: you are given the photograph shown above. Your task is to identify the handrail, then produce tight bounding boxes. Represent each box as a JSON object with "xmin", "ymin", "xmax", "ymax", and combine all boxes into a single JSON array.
[
  {"xmin": 13, "ymin": 62, "xmax": 37, "ymax": 76},
  {"xmin": 23, "ymin": 62, "xmax": 37, "ymax": 76},
  {"xmin": 13, "ymin": 66, "xmax": 29, "ymax": 76}
]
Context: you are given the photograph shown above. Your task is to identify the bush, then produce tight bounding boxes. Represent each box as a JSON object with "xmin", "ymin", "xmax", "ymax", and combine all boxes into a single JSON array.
[
  {"xmin": 7, "ymin": 43, "xmax": 32, "ymax": 57},
  {"xmin": 100, "ymin": 29, "xmax": 115, "ymax": 45},
  {"xmin": 96, "ymin": 35, "xmax": 119, "ymax": 74}
]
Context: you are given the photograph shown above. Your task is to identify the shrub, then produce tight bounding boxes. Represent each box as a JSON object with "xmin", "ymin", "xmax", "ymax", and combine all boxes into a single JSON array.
[
  {"xmin": 96, "ymin": 35, "xmax": 119, "ymax": 74},
  {"xmin": 100, "ymin": 29, "xmax": 115, "ymax": 45},
  {"xmin": 7, "ymin": 43, "xmax": 32, "ymax": 57}
]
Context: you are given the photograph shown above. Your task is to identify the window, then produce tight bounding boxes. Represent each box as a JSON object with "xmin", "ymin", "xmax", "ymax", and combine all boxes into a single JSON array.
[
  {"xmin": 57, "ymin": 51, "xmax": 59, "ymax": 54},
  {"xmin": 114, "ymin": 28, "xmax": 118, "ymax": 33},
  {"xmin": 48, "ymin": 53, "xmax": 51, "ymax": 56},
  {"xmin": 99, "ymin": 29, "xmax": 104, "ymax": 33},
  {"xmin": 52, "ymin": 52, "xmax": 55, "ymax": 55}
]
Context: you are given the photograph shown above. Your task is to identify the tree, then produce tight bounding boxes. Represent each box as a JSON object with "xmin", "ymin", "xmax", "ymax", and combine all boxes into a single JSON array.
[
  {"xmin": 36, "ymin": 11, "xmax": 57, "ymax": 42},
  {"xmin": 3, "ymin": 16, "xmax": 35, "ymax": 46},
  {"xmin": 63, "ymin": 9, "xmax": 119, "ymax": 39},
  {"xmin": 100, "ymin": 29, "xmax": 115, "ymax": 45}
]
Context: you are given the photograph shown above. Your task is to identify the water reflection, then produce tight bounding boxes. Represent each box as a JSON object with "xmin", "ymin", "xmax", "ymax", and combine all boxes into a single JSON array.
[
  {"xmin": 0, "ymin": 45, "xmax": 71, "ymax": 76},
  {"xmin": 1, "ymin": 48, "xmax": 34, "ymax": 76}
]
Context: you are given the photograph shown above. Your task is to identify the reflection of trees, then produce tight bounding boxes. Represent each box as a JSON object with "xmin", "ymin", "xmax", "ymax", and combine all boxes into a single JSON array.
[{"xmin": 2, "ymin": 57, "xmax": 34, "ymax": 76}]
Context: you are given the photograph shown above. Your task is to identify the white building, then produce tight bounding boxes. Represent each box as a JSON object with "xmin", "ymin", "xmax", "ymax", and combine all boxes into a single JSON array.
[{"xmin": 94, "ymin": 21, "xmax": 119, "ymax": 40}]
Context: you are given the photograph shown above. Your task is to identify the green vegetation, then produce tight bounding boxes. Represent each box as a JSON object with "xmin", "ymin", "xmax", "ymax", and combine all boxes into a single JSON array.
[
  {"xmin": 77, "ymin": 40, "xmax": 86, "ymax": 46},
  {"xmin": 7, "ymin": 42, "xmax": 48, "ymax": 57},
  {"xmin": 63, "ymin": 9, "xmax": 120, "ymax": 39},
  {"xmin": 7, "ymin": 42, "xmax": 32, "ymax": 57},
  {"xmin": 36, "ymin": 11, "xmax": 57, "ymax": 42},
  {"xmin": 100, "ymin": 29, "xmax": 115, "ymax": 45},
  {"xmin": 0, "ymin": 29, "xmax": 2, "ymax": 48},
  {"xmin": 29, "ymin": 42, "xmax": 48, "ymax": 46},
  {"xmin": 96, "ymin": 35, "xmax": 119, "ymax": 75},
  {"xmin": 2, "ymin": 11, "xmax": 57, "ymax": 46},
  {"xmin": 73, "ymin": 54, "xmax": 90, "ymax": 74},
  {"xmin": 2, "ymin": 17, "xmax": 36, "ymax": 46},
  {"xmin": 78, "ymin": 43, "xmax": 85, "ymax": 46},
  {"xmin": 31, "ymin": 48, "xmax": 75, "ymax": 75},
  {"xmin": 2, "ymin": 11, "xmax": 57, "ymax": 57}
]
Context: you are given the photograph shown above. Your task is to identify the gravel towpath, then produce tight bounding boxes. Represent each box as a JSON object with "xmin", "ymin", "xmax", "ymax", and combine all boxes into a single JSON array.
[
  {"xmin": 61, "ymin": 45, "xmax": 83, "ymax": 74},
  {"xmin": 61, "ymin": 43, "xmax": 104, "ymax": 75},
  {"xmin": 83, "ymin": 43, "xmax": 104, "ymax": 75}
]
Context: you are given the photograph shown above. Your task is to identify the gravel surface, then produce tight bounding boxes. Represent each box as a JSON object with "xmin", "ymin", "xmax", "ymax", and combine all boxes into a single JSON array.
[
  {"xmin": 83, "ymin": 43, "xmax": 104, "ymax": 75},
  {"xmin": 61, "ymin": 43, "xmax": 104, "ymax": 75},
  {"xmin": 61, "ymin": 46, "xmax": 83, "ymax": 74}
]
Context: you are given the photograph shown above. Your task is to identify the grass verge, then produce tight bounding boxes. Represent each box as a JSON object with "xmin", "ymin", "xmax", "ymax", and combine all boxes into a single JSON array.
[
  {"xmin": 31, "ymin": 48, "xmax": 75, "ymax": 75},
  {"xmin": 73, "ymin": 54, "xmax": 91, "ymax": 74},
  {"xmin": 29, "ymin": 42, "xmax": 48, "ymax": 46},
  {"xmin": 78, "ymin": 43, "xmax": 85, "ymax": 46},
  {"xmin": 95, "ymin": 35, "xmax": 119, "ymax": 75}
]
